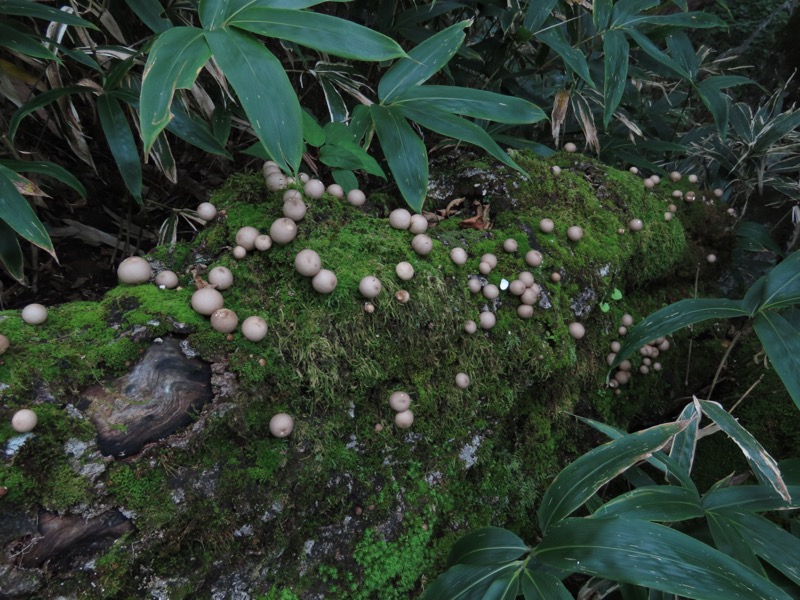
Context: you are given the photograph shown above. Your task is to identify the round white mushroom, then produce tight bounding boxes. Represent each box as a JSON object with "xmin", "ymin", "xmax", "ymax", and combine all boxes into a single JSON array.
[
  {"xmin": 208, "ymin": 266, "xmax": 234, "ymax": 290},
  {"xmin": 191, "ymin": 288, "xmax": 224, "ymax": 315},
  {"xmin": 117, "ymin": 257, "xmax": 152, "ymax": 284},
  {"xmin": 241, "ymin": 316, "xmax": 268, "ymax": 342},
  {"xmin": 21, "ymin": 303, "xmax": 48, "ymax": 325},
  {"xmin": 269, "ymin": 413, "xmax": 294, "ymax": 437}
]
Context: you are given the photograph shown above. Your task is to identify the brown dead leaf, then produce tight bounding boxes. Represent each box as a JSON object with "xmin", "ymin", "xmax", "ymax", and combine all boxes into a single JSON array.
[
  {"xmin": 551, "ymin": 90, "xmax": 571, "ymax": 147},
  {"xmin": 459, "ymin": 202, "xmax": 492, "ymax": 230}
]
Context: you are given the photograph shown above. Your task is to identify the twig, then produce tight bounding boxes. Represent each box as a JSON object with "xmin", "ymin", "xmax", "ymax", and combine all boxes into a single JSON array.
[
  {"xmin": 729, "ymin": 374, "xmax": 765, "ymax": 415},
  {"xmin": 707, "ymin": 329, "xmax": 743, "ymax": 400},
  {"xmin": 684, "ymin": 264, "xmax": 701, "ymax": 387}
]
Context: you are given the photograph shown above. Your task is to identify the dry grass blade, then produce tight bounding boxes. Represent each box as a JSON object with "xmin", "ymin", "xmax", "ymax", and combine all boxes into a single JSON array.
[{"xmin": 551, "ymin": 89, "xmax": 570, "ymax": 147}]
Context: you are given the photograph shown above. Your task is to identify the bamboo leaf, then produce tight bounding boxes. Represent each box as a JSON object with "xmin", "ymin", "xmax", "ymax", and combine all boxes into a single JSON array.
[
  {"xmin": 591, "ymin": 486, "xmax": 703, "ymax": 521},
  {"xmin": 205, "ymin": 27, "xmax": 302, "ymax": 173},
  {"xmin": 602, "ymin": 30, "xmax": 629, "ymax": 128},
  {"xmin": 594, "ymin": 0, "xmax": 613, "ymax": 31},
  {"xmin": 0, "ymin": 22, "xmax": 56, "ymax": 60},
  {"xmin": 0, "ymin": 219, "xmax": 24, "ymax": 283},
  {"xmin": 669, "ymin": 402, "xmax": 699, "ymax": 475},
  {"xmin": 378, "ymin": 20, "xmax": 470, "ymax": 103},
  {"xmin": 139, "ymin": 26, "xmax": 210, "ymax": 154},
  {"xmin": 758, "ymin": 250, "xmax": 800, "ymax": 311},
  {"xmin": 752, "ymin": 311, "xmax": 800, "ymax": 410},
  {"xmin": 8, "ymin": 86, "xmax": 94, "ymax": 141},
  {"xmin": 483, "ymin": 570, "xmax": 520, "ymax": 600},
  {"xmin": 730, "ymin": 510, "xmax": 800, "ymax": 585},
  {"xmin": 0, "ymin": 160, "xmax": 86, "ymax": 197},
  {"xmin": 698, "ymin": 399, "xmax": 791, "ymax": 502},
  {"xmin": 706, "ymin": 512, "xmax": 766, "ymax": 576},
  {"xmin": 702, "ymin": 485, "xmax": 800, "ymax": 512},
  {"xmin": 538, "ymin": 421, "xmax": 689, "ymax": 533},
  {"xmin": 736, "ymin": 221, "xmax": 785, "ymax": 257},
  {"xmin": 97, "ymin": 94, "xmax": 143, "ymax": 204},
  {"xmin": 447, "ymin": 527, "xmax": 529, "ymax": 567},
  {"xmin": 0, "ymin": 0, "xmax": 97, "ymax": 27},
  {"xmin": 421, "ymin": 562, "xmax": 520, "ymax": 600},
  {"xmin": 523, "ymin": 0, "xmax": 557, "ymax": 31},
  {"xmin": 633, "ymin": 12, "xmax": 727, "ymax": 28},
  {"xmin": 0, "ymin": 165, "xmax": 55, "ymax": 257},
  {"xmin": 625, "ymin": 28, "xmax": 689, "ymax": 80},
  {"xmin": 370, "ymin": 104, "xmax": 427, "ymax": 213},
  {"xmin": 520, "ymin": 570, "xmax": 571, "ymax": 600},
  {"xmin": 535, "ymin": 518, "xmax": 792, "ymax": 600},
  {"xmin": 126, "ymin": 0, "xmax": 172, "ymax": 33},
  {"xmin": 319, "ymin": 141, "xmax": 385, "ymax": 178},
  {"xmin": 536, "ymin": 27, "xmax": 595, "ymax": 88}
]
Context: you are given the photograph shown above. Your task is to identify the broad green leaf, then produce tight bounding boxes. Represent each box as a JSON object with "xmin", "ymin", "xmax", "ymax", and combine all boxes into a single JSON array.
[
  {"xmin": 205, "ymin": 27, "xmax": 302, "ymax": 173},
  {"xmin": 126, "ymin": 0, "xmax": 171, "ymax": 33},
  {"xmin": 493, "ymin": 135, "xmax": 556, "ymax": 158},
  {"xmin": 8, "ymin": 85, "xmax": 94, "ymax": 141},
  {"xmin": 538, "ymin": 421, "xmax": 689, "ymax": 533},
  {"xmin": 523, "ymin": 0, "xmax": 557, "ymax": 31},
  {"xmin": 302, "ymin": 110, "xmax": 325, "ymax": 147},
  {"xmin": 666, "ymin": 32, "xmax": 698, "ymax": 79},
  {"xmin": 520, "ymin": 570, "xmax": 571, "ymax": 600},
  {"xmin": 594, "ymin": 0, "xmax": 613, "ymax": 31},
  {"xmin": 575, "ymin": 416, "xmax": 696, "ymax": 492},
  {"xmin": 211, "ymin": 104, "xmax": 232, "ymax": 146},
  {"xmin": 370, "ymin": 104, "xmax": 427, "ymax": 213},
  {"xmin": 396, "ymin": 2, "xmax": 469, "ymax": 28},
  {"xmin": 536, "ymin": 27, "xmax": 595, "ymax": 88},
  {"xmin": 98, "ymin": 94, "xmax": 143, "ymax": 204},
  {"xmin": 602, "ymin": 30, "xmax": 629, "ymax": 128},
  {"xmin": 0, "ymin": 160, "xmax": 86, "ymax": 197},
  {"xmin": 625, "ymin": 28, "xmax": 689, "ymax": 80},
  {"xmin": 736, "ymin": 221, "xmax": 785, "ymax": 257},
  {"xmin": 743, "ymin": 277, "xmax": 768, "ymax": 316},
  {"xmin": 698, "ymin": 399, "xmax": 791, "ymax": 502},
  {"xmin": 379, "ymin": 20, "xmax": 469, "ymax": 103},
  {"xmin": 317, "ymin": 77, "xmax": 348, "ymax": 122},
  {"xmin": 669, "ymin": 402, "xmax": 699, "ymax": 475},
  {"xmin": 447, "ymin": 527, "xmax": 528, "ymax": 567},
  {"xmin": 331, "ymin": 169, "xmax": 358, "ymax": 193},
  {"xmin": 0, "ymin": 0, "xmax": 96, "ymax": 27},
  {"xmin": 229, "ymin": 0, "xmax": 350, "ymax": 10},
  {"xmin": 591, "ymin": 486, "xmax": 703, "ymax": 521},
  {"xmin": 695, "ymin": 76, "xmax": 752, "ymax": 138},
  {"xmin": 0, "ymin": 219, "xmax": 24, "ymax": 283},
  {"xmin": 398, "ymin": 105, "xmax": 525, "ymax": 174},
  {"xmin": 421, "ymin": 562, "xmax": 519, "ymax": 600},
  {"xmin": 753, "ymin": 311, "xmax": 800, "ymax": 410},
  {"xmin": 671, "ymin": 0, "xmax": 688, "ymax": 8},
  {"xmin": 483, "ymin": 569, "xmax": 520, "ymax": 600},
  {"xmin": 619, "ymin": 583, "xmax": 648, "ymax": 600},
  {"xmin": 703, "ymin": 485, "xmax": 800, "ymax": 512},
  {"xmin": 731, "ymin": 510, "xmax": 800, "ymax": 585},
  {"xmin": 758, "ymin": 250, "xmax": 800, "ymax": 311},
  {"xmin": 752, "ymin": 110, "xmax": 800, "ymax": 155},
  {"xmin": 612, "ymin": 0, "xmax": 660, "ymax": 22},
  {"xmin": 0, "ymin": 165, "xmax": 55, "ymax": 256},
  {"xmin": 535, "ymin": 518, "xmax": 792, "ymax": 600},
  {"xmin": 633, "ymin": 12, "xmax": 726, "ymax": 28},
  {"xmin": 319, "ymin": 141, "xmax": 385, "ymax": 178},
  {"xmin": 140, "ymin": 26, "xmax": 210, "ymax": 154},
  {"xmin": 394, "ymin": 86, "xmax": 546, "ymax": 124},
  {"xmin": 706, "ymin": 512, "xmax": 765, "ymax": 576},
  {"xmin": 0, "ymin": 22, "xmax": 56, "ymax": 60},
  {"xmin": 230, "ymin": 8, "xmax": 405, "ymax": 61},
  {"xmin": 611, "ymin": 299, "xmax": 749, "ymax": 369},
  {"xmin": 198, "ymin": 0, "xmax": 226, "ymax": 29}
]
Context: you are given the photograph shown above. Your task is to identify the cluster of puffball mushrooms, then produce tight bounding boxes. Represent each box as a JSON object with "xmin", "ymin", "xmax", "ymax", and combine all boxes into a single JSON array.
[{"xmin": 605, "ymin": 313, "xmax": 672, "ymax": 394}]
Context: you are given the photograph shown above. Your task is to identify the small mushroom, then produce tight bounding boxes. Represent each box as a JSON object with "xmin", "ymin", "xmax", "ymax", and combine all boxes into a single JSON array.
[
  {"xmin": 518, "ymin": 271, "xmax": 535, "ymax": 287},
  {"xmin": 550, "ymin": 272, "xmax": 561, "ymax": 283},
  {"xmin": 669, "ymin": 171, "xmax": 681, "ymax": 182},
  {"xmin": 706, "ymin": 253, "xmax": 717, "ymax": 264},
  {"xmin": 468, "ymin": 279, "xmax": 482, "ymax": 294},
  {"xmin": 480, "ymin": 254, "xmax": 498, "ymax": 269},
  {"xmin": 644, "ymin": 178, "xmax": 655, "ymax": 189},
  {"xmin": 409, "ymin": 214, "xmax": 428, "ymax": 234},
  {"xmin": 664, "ymin": 212, "xmax": 673, "ymax": 222},
  {"xmin": 255, "ymin": 235, "xmax": 273, "ymax": 251},
  {"xmin": 478, "ymin": 261, "xmax": 492, "ymax": 275},
  {"xmin": 312, "ymin": 269, "xmax": 338, "ymax": 294},
  {"xmin": 241, "ymin": 316, "xmax": 268, "ymax": 342},
  {"xmin": 389, "ymin": 391, "xmax": 411, "ymax": 412},
  {"xmin": 539, "ymin": 218, "xmax": 554, "ymax": 233},
  {"xmin": 232, "ymin": 246, "xmax": 247, "ymax": 260},
  {"xmin": 118, "ymin": 257, "xmax": 152, "ymax": 284},
  {"xmin": 482, "ymin": 284, "xmax": 499, "ymax": 300},
  {"xmin": 235, "ymin": 226, "xmax": 260, "ymax": 251},
  {"xmin": 295, "ymin": 249, "xmax": 322, "ymax": 277},
  {"xmin": 155, "ymin": 270, "xmax": 179, "ymax": 289},
  {"xmin": 265, "ymin": 172, "xmax": 287, "ymax": 191},
  {"xmin": 614, "ymin": 370, "xmax": 630, "ymax": 385},
  {"xmin": 520, "ymin": 288, "xmax": 538, "ymax": 305},
  {"xmin": 283, "ymin": 198, "xmax": 307, "ymax": 222},
  {"xmin": 208, "ymin": 266, "xmax": 234, "ymax": 290},
  {"xmin": 525, "ymin": 250, "xmax": 543, "ymax": 267},
  {"xmin": 363, "ymin": 302, "xmax": 375, "ymax": 313},
  {"xmin": 0, "ymin": 334, "xmax": 9, "ymax": 355},
  {"xmin": 651, "ymin": 175, "xmax": 661, "ymax": 184},
  {"xmin": 621, "ymin": 314, "xmax": 634, "ymax": 327},
  {"xmin": 567, "ymin": 226, "xmax": 583, "ymax": 242},
  {"xmin": 668, "ymin": 204, "xmax": 678, "ymax": 213},
  {"xmin": 327, "ymin": 184, "xmax": 344, "ymax": 199},
  {"xmin": 455, "ymin": 373, "xmax": 470, "ymax": 389},
  {"xmin": 359, "ymin": 276, "xmax": 382, "ymax": 299},
  {"xmin": 503, "ymin": 238, "xmax": 518, "ymax": 253},
  {"xmin": 509, "ymin": 280, "xmax": 526, "ymax": 296},
  {"xmin": 551, "ymin": 165, "xmax": 561, "ymax": 175},
  {"xmin": 396, "ymin": 262, "xmax": 415, "ymax": 280},
  {"xmin": 347, "ymin": 189, "xmax": 366, "ymax": 206},
  {"xmin": 394, "ymin": 410, "xmax": 414, "ymax": 429},
  {"xmin": 11, "ymin": 409, "xmax": 37, "ymax": 433},
  {"xmin": 672, "ymin": 190, "xmax": 683, "ymax": 199},
  {"xmin": 21, "ymin": 303, "xmax": 48, "ymax": 325},
  {"xmin": 517, "ymin": 305, "xmax": 533, "ymax": 319},
  {"xmin": 629, "ymin": 166, "xmax": 639, "ymax": 175},
  {"xmin": 395, "ymin": 290, "xmax": 410, "ymax": 304},
  {"xmin": 688, "ymin": 174, "xmax": 698, "ymax": 183},
  {"xmin": 196, "ymin": 202, "xmax": 217, "ymax": 221},
  {"xmin": 299, "ymin": 173, "xmax": 310, "ymax": 184},
  {"xmin": 563, "ymin": 142, "xmax": 577, "ymax": 153},
  {"xmin": 269, "ymin": 413, "xmax": 294, "ymax": 438},
  {"xmin": 191, "ymin": 288, "xmax": 224, "ymax": 316},
  {"xmin": 411, "ymin": 234, "xmax": 433, "ymax": 256},
  {"xmin": 464, "ymin": 320, "xmax": 477, "ymax": 334},
  {"xmin": 450, "ymin": 248, "xmax": 468, "ymax": 265},
  {"xmin": 479, "ymin": 311, "xmax": 496, "ymax": 330},
  {"xmin": 610, "ymin": 341, "xmax": 621, "ymax": 352},
  {"xmin": 389, "ymin": 209, "xmax": 412, "ymax": 230},
  {"xmin": 283, "ymin": 189, "xmax": 303, "ymax": 203},
  {"xmin": 304, "ymin": 179, "xmax": 325, "ymax": 199},
  {"xmin": 568, "ymin": 322, "xmax": 585, "ymax": 340},
  {"xmin": 628, "ymin": 219, "xmax": 644, "ymax": 232},
  {"xmin": 211, "ymin": 308, "xmax": 239, "ymax": 333},
  {"xmin": 270, "ymin": 218, "xmax": 298, "ymax": 245}
]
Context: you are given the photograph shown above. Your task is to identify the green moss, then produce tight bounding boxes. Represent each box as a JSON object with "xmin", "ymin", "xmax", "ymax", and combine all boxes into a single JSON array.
[{"xmin": 106, "ymin": 464, "xmax": 174, "ymax": 530}]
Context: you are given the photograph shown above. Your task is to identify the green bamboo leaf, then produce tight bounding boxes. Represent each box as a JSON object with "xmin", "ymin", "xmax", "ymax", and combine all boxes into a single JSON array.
[
  {"xmin": 378, "ymin": 20, "xmax": 470, "ymax": 103},
  {"xmin": 482, "ymin": 570, "xmax": 519, "ymax": 600},
  {"xmin": 397, "ymin": 105, "xmax": 525, "ymax": 174},
  {"xmin": 205, "ymin": 27, "xmax": 302, "ymax": 173},
  {"xmin": 611, "ymin": 299, "xmax": 749, "ymax": 369},
  {"xmin": 370, "ymin": 104, "xmax": 427, "ymax": 213},
  {"xmin": 523, "ymin": 0, "xmax": 557, "ymax": 30},
  {"xmin": 331, "ymin": 169, "xmax": 358, "ymax": 193},
  {"xmin": 602, "ymin": 30, "xmax": 629, "ymax": 128},
  {"xmin": 736, "ymin": 221, "xmax": 786, "ymax": 257},
  {"xmin": 698, "ymin": 399, "xmax": 791, "ymax": 502},
  {"xmin": 9, "ymin": 86, "xmax": 94, "ymax": 141},
  {"xmin": 594, "ymin": 0, "xmax": 613, "ymax": 31},
  {"xmin": 0, "ymin": 166, "xmax": 55, "ymax": 257},
  {"xmin": 694, "ymin": 76, "xmax": 753, "ymax": 138},
  {"xmin": 0, "ymin": 160, "xmax": 86, "ymax": 197},
  {"xmin": 758, "ymin": 251, "xmax": 800, "ymax": 311},
  {"xmin": 625, "ymin": 28, "xmax": 689, "ymax": 80},
  {"xmin": 611, "ymin": 0, "xmax": 660, "ymax": 23},
  {"xmin": 319, "ymin": 141, "xmax": 385, "ymax": 178},
  {"xmin": 150, "ymin": 131, "xmax": 177, "ymax": 183},
  {"xmin": 98, "ymin": 94, "xmax": 143, "ymax": 204},
  {"xmin": 669, "ymin": 402, "xmax": 699, "ymax": 475},
  {"xmin": 211, "ymin": 104, "xmax": 232, "ymax": 146},
  {"xmin": 421, "ymin": 563, "xmax": 520, "ymax": 600},
  {"xmin": 671, "ymin": 0, "xmax": 688, "ymax": 9},
  {"xmin": 520, "ymin": 570, "xmax": 571, "ymax": 600},
  {"xmin": 229, "ymin": 8, "xmax": 405, "ymax": 61},
  {"xmin": 198, "ymin": 0, "xmax": 226, "ymax": 29},
  {"xmin": 317, "ymin": 76, "xmax": 348, "ymax": 122},
  {"xmin": 302, "ymin": 110, "xmax": 325, "ymax": 147},
  {"xmin": 139, "ymin": 26, "xmax": 210, "ymax": 154},
  {"xmin": 753, "ymin": 311, "xmax": 800, "ymax": 410},
  {"xmin": 126, "ymin": 0, "xmax": 171, "ymax": 33},
  {"xmin": 702, "ymin": 485, "xmax": 800, "ymax": 512},
  {"xmin": 0, "ymin": 0, "xmax": 97, "ymax": 28},
  {"xmin": 730, "ymin": 510, "xmax": 800, "ymax": 585},
  {"xmin": 0, "ymin": 219, "xmax": 24, "ymax": 283},
  {"xmin": 535, "ymin": 518, "xmax": 792, "ymax": 600},
  {"xmin": 536, "ymin": 27, "xmax": 595, "ymax": 88},
  {"xmin": 393, "ymin": 86, "xmax": 546, "ymax": 124},
  {"xmin": 592, "ymin": 486, "xmax": 703, "ymax": 521},
  {"xmin": 539, "ymin": 421, "xmax": 689, "ymax": 533},
  {"xmin": 447, "ymin": 527, "xmax": 528, "ymax": 567},
  {"xmin": 0, "ymin": 22, "xmax": 57, "ymax": 60},
  {"xmin": 633, "ymin": 12, "xmax": 727, "ymax": 28},
  {"xmin": 666, "ymin": 32, "xmax": 699, "ymax": 79},
  {"xmin": 706, "ymin": 512, "xmax": 765, "ymax": 576},
  {"xmin": 492, "ymin": 135, "xmax": 556, "ymax": 158}
]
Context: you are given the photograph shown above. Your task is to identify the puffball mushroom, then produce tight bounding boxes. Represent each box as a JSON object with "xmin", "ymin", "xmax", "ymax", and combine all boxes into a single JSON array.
[
  {"xmin": 567, "ymin": 226, "xmax": 583, "ymax": 242},
  {"xmin": 255, "ymin": 235, "xmax": 273, "ymax": 251},
  {"xmin": 480, "ymin": 254, "xmax": 498, "ymax": 269},
  {"xmin": 299, "ymin": 173, "xmax": 310, "ymax": 183},
  {"xmin": 464, "ymin": 320, "xmax": 477, "ymax": 334},
  {"xmin": 295, "ymin": 249, "xmax": 322, "ymax": 277},
  {"xmin": 191, "ymin": 288, "xmax": 224, "ymax": 315},
  {"xmin": 455, "ymin": 373, "xmax": 470, "ymax": 389},
  {"xmin": 713, "ymin": 188, "xmax": 724, "ymax": 198},
  {"xmin": 411, "ymin": 234, "xmax": 433, "ymax": 256},
  {"xmin": 283, "ymin": 198, "xmax": 307, "ymax": 222},
  {"xmin": 509, "ymin": 280, "xmax": 526, "ymax": 296},
  {"xmin": 611, "ymin": 341, "xmax": 621, "ymax": 352},
  {"xmin": 304, "ymin": 178, "xmax": 325, "ymax": 199},
  {"xmin": 651, "ymin": 175, "xmax": 661, "ymax": 184},
  {"xmin": 269, "ymin": 413, "xmax": 294, "ymax": 438},
  {"xmin": 396, "ymin": 261, "xmax": 415, "ymax": 280},
  {"xmin": 621, "ymin": 314, "xmax": 634, "ymax": 327},
  {"xmin": 478, "ymin": 261, "xmax": 492, "ymax": 275},
  {"xmin": 503, "ymin": 238, "xmax": 518, "ymax": 253},
  {"xmin": 468, "ymin": 279, "xmax": 482, "ymax": 294},
  {"xmin": 482, "ymin": 284, "xmax": 499, "ymax": 300},
  {"xmin": 551, "ymin": 165, "xmax": 561, "ymax": 176},
  {"xmin": 389, "ymin": 391, "xmax": 411, "ymax": 412},
  {"xmin": 539, "ymin": 218, "xmax": 555, "ymax": 233},
  {"xmin": 359, "ymin": 276, "xmax": 382, "ymax": 299},
  {"xmin": 669, "ymin": 171, "xmax": 681, "ymax": 182},
  {"xmin": 450, "ymin": 248, "xmax": 467, "ymax": 265},
  {"xmin": 210, "ymin": 308, "xmax": 238, "ymax": 333},
  {"xmin": 479, "ymin": 311, "xmax": 496, "ymax": 330},
  {"xmin": 664, "ymin": 212, "xmax": 673, "ymax": 222},
  {"xmin": 409, "ymin": 214, "xmax": 428, "ymax": 234},
  {"xmin": 347, "ymin": 189, "xmax": 366, "ymax": 206},
  {"xmin": 628, "ymin": 218, "xmax": 644, "ymax": 232},
  {"xmin": 312, "ymin": 269, "xmax": 338, "ymax": 294},
  {"xmin": 283, "ymin": 189, "xmax": 302, "ymax": 203},
  {"xmin": 241, "ymin": 316, "xmax": 268, "ymax": 342},
  {"xmin": 232, "ymin": 246, "xmax": 247, "ymax": 260},
  {"xmin": 389, "ymin": 209, "xmax": 412, "ymax": 230},
  {"xmin": 0, "ymin": 334, "xmax": 8, "ymax": 354},
  {"xmin": 265, "ymin": 172, "xmax": 287, "ymax": 191},
  {"xmin": 196, "ymin": 202, "xmax": 217, "ymax": 221},
  {"xmin": 706, "ymin": 253, "xmax": 717, "ymax": 264},
  {"xmin": 550, "ymin": 272, "xmax": 562, "ymax": 283},
  {"xmin": 563, "ymin": 142, "xmax": 577, "ymax": 153},
  {"xmin": 643, "ymin": 177, "xmax": 655, "ymax": 189},
  {"xmin": 208, "ymin": 266, "xmax": 234, "ymax": 290},
  {"xmin": 629, "ymin": 166, "xmax": 639, "ymax": 175},
  {"xmin": 394, "ymin": 410, "xmax": 414, "ymax": 429},
  {"xmin": 525, "ymin": 250, "xmax": 543, "ymax": 267},
  {"xmin": 235, "ymin": 226, "xmax": 260, "ymax": 251},
  {"xmin": 688, "ymin": 174, "xmax": 698, "ymax": 183},
  {"xmin": 270, "ymin": 218, "xmax": 298, "ymax": 245},
  {"xmin": 395, "ymin": 290, "xmax": 410, "ymax": 304},
  {"xmin": 155, "ymin": 270, "xmax": 179, "ymax": 289},
  {"xmin": 21, "ymin": 303, "xmax": 48, "ymax": 325},
  {"xmin": 117, "ymin": 257, "xmax": 152, "ymax": 284},
  {"xmin": 520, "ymin": 289, "xmax": 538, "ymax": 305},
  {"xmin": 517, "ymin": 305, "xmax": 533, "ymax": 319},
  {"xmin": 326, "ymin": 184, "xmax": 344, "ymax": 199},
  {"xmin": 518, "ymin": 271, "xmax": 534, "ymax": 287},
  {"xmin": 11, "ymin": 409, "xmax": 37, "ymax": 433}
]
